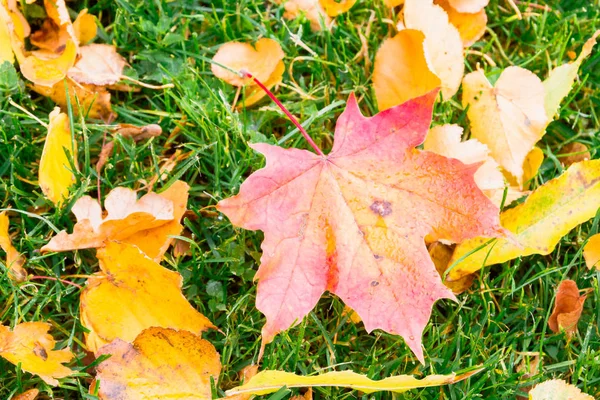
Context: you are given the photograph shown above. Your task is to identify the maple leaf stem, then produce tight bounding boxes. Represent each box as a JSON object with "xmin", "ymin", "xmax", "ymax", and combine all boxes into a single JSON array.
[{"xmin": 241, "ymin": 71, "xmax": 325, "ymax": 156}]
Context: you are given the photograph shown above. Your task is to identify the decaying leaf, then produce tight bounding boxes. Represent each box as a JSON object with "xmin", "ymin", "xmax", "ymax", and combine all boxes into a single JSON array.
[
  {"xmin": 68, "ymin": 44, "xmax": 127, "ymax": 86},
  {"xmin": 403, "ymin": 0, "xmax": 464, "ymax": 100},
  {"xmin": 80, "ymin": 241, "xmax": 215, "ymax": 354},
  {"xmin": 559, "ymin": 142, "xmax": 590, "ymax": 167},
  {"xmin": 429, "ymin": 242, "xmax": 474, "ymax": 294},
  {"xmin": 0, "ymin": 322, "xmax": 74, "ymax": 386},
  {"xmin": 0, "ymin": 211, "xmax": 26, "ymax": 282},
  {"xmin": 435, "ymin": 0, "xmax": 487, "ymax": 47},
  {"xmin": 548, "ymin": 280, "xmax": 587, "ymax": 338},
  {"xmin": 448, "ymin": 160, "xmax": 600, "ymax": 280},
  {"xmin": 39, "ymin": 108, "xmax": 78, "ymax": 206},
  {"xmin": 30, "ymin": 80, "xmax": 113, "ymax": 120},
  {"xmin": 114, "ymin": 123, "xmax": 162, "ymax": 140},
  {"xmin": 226, "ymin": 368, "xmax": 483, "ymax": 396},
  {"xmin": 583, "ymin": 233, "xmax": 600, "ymax": 271},
  {"xmin": 217, "ymin": 92, "xmax": 505, "ymax": 362},
  {"xmin": 95, "ymin": 327, "xmax": 221, "ymax": 400},
  {"xmin": 543, "ymin": 30, "xmax": 600, "ymax": 120},
  {"xmin": 529, "ymin": 379, "xmax": 594, "ymax": 400},
  {"xmin": 447, "ymin": 0, "xmax": 489, "ymax": 13},
  {"xmin": 320, "ymin": 0, "xmax": 356, "ymax": 16},
  {"xmin": 41, "ymin": 181, "xmax": 189, "ymax": 257},
  {"xmin": 373, "ymin": 29, "xmax": 441, "ymax": 111},
  {"xmin": 462, "ymin": 67, "xmax": 549, "ymax": 186}
]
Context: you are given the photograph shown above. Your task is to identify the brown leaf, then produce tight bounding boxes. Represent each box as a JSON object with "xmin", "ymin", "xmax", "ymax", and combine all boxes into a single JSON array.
[
  {"xmin": 113, "ymin": 123, "xmax": 162, "ymax": 140},
  {"xmin": 13, "ymin": 389, "xmax": 39, "ymax": 400},
  {"xmin": 559, "ymin": 142, "xmax": 590, "ymax": 167},
  {"xmin": 548, "ymin": 280, "xmax": 587, "ymax": 338}
]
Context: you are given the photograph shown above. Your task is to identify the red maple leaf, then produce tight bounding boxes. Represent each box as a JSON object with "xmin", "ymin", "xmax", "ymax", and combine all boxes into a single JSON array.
[{"xmin": 218, "ymin": 91, "xmax": 505, "ymax": 362}]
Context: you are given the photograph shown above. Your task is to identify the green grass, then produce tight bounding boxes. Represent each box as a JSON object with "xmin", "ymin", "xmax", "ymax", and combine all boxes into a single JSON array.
[{"xmin": 1, "ymin": 0, "xmax": 600, "ymax": 398}]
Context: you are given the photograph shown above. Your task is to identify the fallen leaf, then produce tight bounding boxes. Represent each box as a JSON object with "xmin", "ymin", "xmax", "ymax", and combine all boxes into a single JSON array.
[
  {"xmin": 226, "ymin": 368, "xmax": 483, "ymax": 396},
  {"xmin": 113, "ymin": 123, "xmax": 162, "ymax": 140},
  {"xmin": 68, "ymin": 44, "xmax": 127, "ymax": 86},
  {"xmin": 403, "ymin": 0, "xmax": 464, "ymax": 100},
  {"xmin": 212, "ymin": 38, "xmax": 284, "ymax": 87},
  {"xmin": 529, "ymin": 380, "xmax": 594, "ymax": 400},
  {"xmin": 80, "ymin": 241, "xmax": 215, "ymax": 354},
  {"xmin": 290, "ymin": 388, "xmax": 313, "ymax": 400},
  {"xmin": 435, "ymin": 0, "xmax": 487, "ymax": 47},
  {"xmin": 15, "ymin": 39, "xmax": 78, "ymax": 87},
  {"xmin": 543, "ymin": 30, "xmax": 600, "ymax": 120},
  {"xmin": 29, "ymin": 0, "xmax": 78, "ymax": 53},
  {"xmin": 548, "ymin": 280, "xmax": 587, "ymax": 338},
  {"xmin": 0, "ymin": 211, "xmax": 26, "ymax": 282},
  {"xmin": 0, "ymin": 322, "xmax": 74, "ymax": 386},
  {"xmin": 217, "ymin": 91, "xmax": 505, "ymax": 362},
  {"xmin": 384, "ymin": 0, "xmax": 404, "ymax": 6},
  {"xmin": 41, "ymin": 183, "xmax": 180, "ymax": 253},
  {"xmin": 447, "ymin": 0, "xmax": 488, "ymax": 13},
  {"xmin": 30, "ymin": 80, "xmax": 113, "ymax": 120},
  {"xmin": 240, "ymin": 59, "xmax": 285, "ymax": 107},
  {"xmin": 276, "ymin": 0, "xmax": 331, "ymax": 31},
  {"xmin": 12, "ymin": 388, "xmax": 39, "ymax": 400},
  {"xmin": 429, "ymin": 242, "xmax": 474, "ymax": 294},
  {"xmin": 0, "ymin": 5, "xmax": 13, "ymax": 64},
  {"xmin": 522, "ymin": 147, "xmax": 544, "ymax": 189},
  {"xmin": 320, "ymin": 0, "xmax": 356, "ymax": 16},
  {"xmin": 72, "ymin": 9, "xmax": 97, "ymax": 44},
  {"xmin": 583, "ymin": 233, "xmax": 600, "ymax": 270},
  {"xmin": 95, "ymin": 327, "xmax": 221, "ymax": 400},
  {"xmin": 462, "ymin": 67, "xmax": 549, "ymax": 186},
  {"xmin": 224, "ymin": 365, "xmax": 260, "ymax": 400},
  {"xmin": 448, "ymin": 160, "xmax": 600, "ymax": 280},
  {"xmin": 373, "ymin": 29, "xmax": 441, "ymax": 111},
  {"xmin": 559, "ymin": 142, "xmax": 590, "ymax": 167},
  {"xmin": 39, "ymin": 107, "xmax": 78, "ymax": 206}
]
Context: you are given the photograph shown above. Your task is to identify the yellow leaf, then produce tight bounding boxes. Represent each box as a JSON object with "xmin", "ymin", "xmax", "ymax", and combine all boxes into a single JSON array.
[
  {"xmin": 373, "ymin": 29, "xmax": 441, "ymax": 111},
  {"xmin": 543, "ymin": 30, "xmax": 599, "ymax": 120},
  {"xmin": 240, "ymin": 60, "xmax": 285, "ymax": 108},
  {"xmin": 94, "ymin": 327, "xmax": 221, "ymax": 400},
  {"xmin": 583, "ymin": 233, "xmax": 600, "ymax": 270},
  {"xmin": 72, "ymin": 9, "xmax": 97, "ymax": 44},
  {"xmin": 462, "ymin": 67, "xmax": 549, "ymax": 186},
  {"xmin": 16, "ymin": 39, "xmax": 78, "ymax": 86},
  {"xmin": 319, "ymin": 0, "xmax": 356, "ymax": 16},
  {"xmin": 0, "ymin": 322, "xmax": 74, "ymax": 386},
  {"xmin": 403, "ymin": 0, "xmax": 464, "ymax": 100},
  {"xmin": 0, "ymin": 211, "xmax": 27, "ymax": 282},
  {"xmin": 448, "ymin": 160, "xmax": 600, "ymax": 280},
  {"xmin": 429, "ymin": 242, "xmax": 474, "ymax": 294},
  {"xmin": 529, "ymin": 379, "xmax": 594, "ymax": 400},
  {"xmin": 435, "ymin": 0, "xmax": 487, "ymax": 47},
  {"xmin": 226, "ymin": 368, "xmax": 483, "ymax": 397},
  {"xmin": 41, "ymin": 183, "xmax": 186, "ymax": 253},
  {"xmin": 39, "ymin": 107, "xmax": 77, "ymax": 206},
  {"xmin": 80, "ymin": 241, "xmax": 215, "ymax": 354},
  {"xmin": 0, "ymin": 7, "xmax": 14, "ymax": 64},
  {"xmin": 522, "ymin": 146, "xmax": 544, "ymax": 189},
  {"xmin": 31, "ymin": 80, "xmax": 113, "ymax": 120}
]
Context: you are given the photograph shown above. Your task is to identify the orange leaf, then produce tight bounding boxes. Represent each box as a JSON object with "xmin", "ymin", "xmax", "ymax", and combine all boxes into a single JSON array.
[
  {"xmin": 276, "ymin": 0, "xmax": 331, "ymax": 31},
  {"xmin": 435, "ymin": 0, "xmax": 487, "ymax": 47},
  {"xmin": 319, "ymin": 0, "xmax": 356, "ymax": 17},
  {"xmin": 548, "ymin": 280, "xmax": 587, "ymax": 339},
  {"xmin": 217, "ymin": 92, "xmax": 505, "ymax": 362},
  {"xmin": 13, "ymin": 389, "xmax": 39, "ymax": 400},
  {"xmin": 95, "ymin": 327, "xmax": 221, "ymax": 400},
  {"xmin": 80, "ymin": 241, "xmax": 215, "ymax": 354},
  {"xmin": 0, "ymin": 322, "xmax": 74, "ymax": 386},
  {"xmin": 583, "ymin": 233, "xmax": 600, "ymax": 271},
  {"xmin": 373, "ymin": 29, "xmax": 441, "ymax": 111},
  {"xmin": 72, "ymin": 9, "xmax": 97, "ymax": 44},
  {"xmin": 0, "ymin": 211, "xmax": 27, "ymax": 282},
  {"xmin": 41, "ymin": 182, "xmax": 188, "ymax": 256}
]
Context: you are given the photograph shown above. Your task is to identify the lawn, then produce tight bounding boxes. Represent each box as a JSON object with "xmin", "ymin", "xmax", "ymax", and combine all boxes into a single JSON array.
[{"xmin": 1, "ymin": 0, "xmax": 600, "ymax": 398}]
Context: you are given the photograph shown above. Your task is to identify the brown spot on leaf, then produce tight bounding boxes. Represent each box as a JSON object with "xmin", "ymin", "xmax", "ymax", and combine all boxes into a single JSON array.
[{"xmin": 370, "ymin": 200, "xmax": 392, "ymax": 217}]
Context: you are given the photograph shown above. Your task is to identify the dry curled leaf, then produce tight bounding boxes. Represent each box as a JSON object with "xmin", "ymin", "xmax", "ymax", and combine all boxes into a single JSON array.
[
  {"xmin": 403, "ymin": 0, "xmax": 464, "ymax": 100},
  {"xmin": 462, "ymin": 67, "xmax": 549, "ymax": 186},
  {"xmin": 0, "ymin": 211, "xmax": 26, "ymax": 282},
  {"xmin": 548, "ymin": 280, "xmax": 587, "ymax": 338},
  {"xmin": 41, "ymin": 182, "xmax": 189, "ymax": 257},
  {"xmin": 583, "ymin": 233, "xmax": 600, "ymax": 271},
  {"xmin": 218, "ymin": 92, "xmax": 505, "ymax": 362},
  {"xmin": 39, "ymin": 108, "xmax": 78, "ymax": 206},
  {"xmin": 428, "ymin": 242, "xmax": 474, "ymax": 294},
  {"xmin": 81, "ymin": 241, "xmax": 215, "ymax": 354},
  {"xmin": 529, "ymin": 379, "xmax": 594, "ymax": 400},
  {"xmin": 373, "ymin": 29, "xmax": 441, "ymax": 111},
  {"xmin": 435, "ymin": 0, "xmax": 487, "ymax": 47},
  {"xmin": 448, "ymin": 161, "xmax": 600, "ymax": 280},
  {"xmin": 0, "ymin": 322, "xmax": 74, "ymax": 386},
  {"xmin": 95, "ymin": 327, "xmax": 221, "ymax": 400}
]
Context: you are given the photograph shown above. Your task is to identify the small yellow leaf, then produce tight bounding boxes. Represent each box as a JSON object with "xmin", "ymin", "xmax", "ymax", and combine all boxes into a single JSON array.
[
  {"xmin": 0, "ymin": 211, "xmax": 27, "ymax": 282},
  {"xmin": 435, "ymin": 0, "xmax": 487, "ymax": 47},
  {"xmin": 522, "ymin": 146, "xmax": 544, "ymax": 189},
  {"xmin": 429, "ymin": 242, "xmax": 474, "ymax": 294},
  {"xmin": 543, "ymin": 30, "xmax": 600, "ymax": 120},
  {"xmin": 529, "ymin": 379, "xmax": 594, "ymax": 400},
  {"xmin": 16, "ymin": 39, "xmax": 78, "ymax": 87},
  {"xmin": 72, "ymin": 9, "xmax": 97, "ymax": 44},
  {"xmin": 95, "ymin": 327, "xmax": 221, "ymax": 400},
  {"xmin": 80, "ymin": 241, "xmax": 215, "ymax": 354},
  {"xmin": 39, "ymin": 107, "xmax": 77, "ymax": 206},
  {"xmin": 373, "ymin": 29, "xmax": 441, "ymax": 111},
  {"xmin": 226, "ymin": 368, "xmax": 483, "ymax": 396},
  {"xmin": 583, "ymin": 233, "xmax": 600, "ymax": 270},
  {"xmin": 448, "ymin": 160, "xmax": 600, "ymax": 280},
  {"xmin": 31, "ymin": 80, "xmax": 113, "ymax": 120},
  {"xmin": 462, "ymin": 67, "xmax": 549, "ymax": 186},
  {"xmin": 0, "ymin": 6, "xmax": 14, "ymax": 64},
  {"xmin": 0, "ymin": 322, "xmax": 74, "ymax": 386},
  {"xmin": 319, "ymin": 0, "xmax": 356, "ymax": 16}
]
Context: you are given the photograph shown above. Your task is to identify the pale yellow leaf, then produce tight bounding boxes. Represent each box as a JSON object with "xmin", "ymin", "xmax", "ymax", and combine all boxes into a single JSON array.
[
  {"xmin": 448, "ymin": 0, "xmax": 488, "ymax": 13},
  {"xmin": 583, "ymin": 233, "xmax": 600, "ymax": 271},
  {"xmin": 0, "ymin": 211, "xmax": 26, "ymax": 281},
  {"xmin": 68, "ymin": 44, "xmax": 126, "ymax": 86},
  {"xmin": 529, "ymin": 379, "xmax": 594, "ymax": 400}
]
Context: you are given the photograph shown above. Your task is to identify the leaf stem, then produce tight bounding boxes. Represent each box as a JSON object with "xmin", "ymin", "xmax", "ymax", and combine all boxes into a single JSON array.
[
  {"xmin": 241, "ymin": 71, "xmax": 324, "ymax": 157},
  {"xmin": 29, "ymin": 276, "xmax": 82, "ymax": 289}
]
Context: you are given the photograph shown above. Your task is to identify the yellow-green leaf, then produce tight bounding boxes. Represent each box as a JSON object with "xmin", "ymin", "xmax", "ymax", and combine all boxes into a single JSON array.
[
  {"xmin": 225, "ymin": 368, "xmax": 482, "ymax": 397},
  {"xmin": 543, "ymin": 30, "xmax": 599, "ymax": 119},
  {"xmin": 448, "ymin": 160, "xmax": 600, "ymax": 280},
  {"xmin": 39, "ymin": 108, "xmax": 77, "ymax": 206}
]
